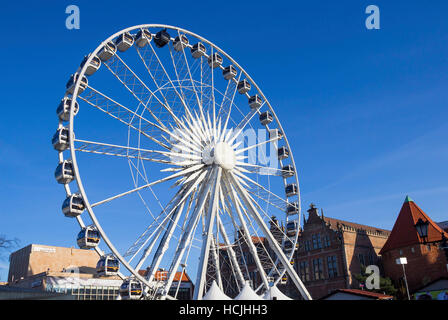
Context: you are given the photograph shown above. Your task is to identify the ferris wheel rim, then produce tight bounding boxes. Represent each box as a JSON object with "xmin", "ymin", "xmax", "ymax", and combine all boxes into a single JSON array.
[{"xmin": 63, "ymin": 23, "xmax": 305, "ymax": 299}]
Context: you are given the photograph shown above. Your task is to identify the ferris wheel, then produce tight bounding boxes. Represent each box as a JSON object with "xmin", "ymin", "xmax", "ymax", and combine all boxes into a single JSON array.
[{"xmin": 53, "ymin": 24, "xmax": 311, "ymax": 300}]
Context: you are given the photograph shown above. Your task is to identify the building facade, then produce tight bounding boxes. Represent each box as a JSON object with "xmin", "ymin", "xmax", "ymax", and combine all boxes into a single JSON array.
[
  {"xmin": 7, "ymin": 244, "xmax": 122, "ymax": 300},
  {"xmin": 6, "ymin": 244, "xmax": 194, "ymax": 300},
  {"xmin": 290, "ymin": 204, "xmax": 390, "ymax": 299},
  {"xmin": 379, "ymin": 196, "xmax": 448, "ymax": 296}
]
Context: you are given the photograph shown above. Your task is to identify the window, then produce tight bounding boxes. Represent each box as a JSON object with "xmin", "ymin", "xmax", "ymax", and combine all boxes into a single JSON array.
[
  {"xmin": 327, "ymin": 256, "xmax": 338, "ymax": 278},
  {"xmin": 324, "ymin": 235, "xmax": 331, "ymax": 248},
  {"xmin": 304, "ymin": 240, "xmax": 311, "ymax": 251},
  {"xmin": 299, "ymin": 261, "xmax": 310, "ymax": 282},
  {"xmin": 312, "ymin": 234, "xmax": 322, "ymax": 250},
  {"xmin": 312, "ymin": 258, "xmax": 324, "ymax": 280}
]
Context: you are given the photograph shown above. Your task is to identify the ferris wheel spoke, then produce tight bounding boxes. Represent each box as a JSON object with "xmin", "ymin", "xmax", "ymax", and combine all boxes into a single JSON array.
[
  {"xmin": 124, "ymin": 183, "xmax": 191, "ymax": 262},
  {"xmin": 199, "ymin": 51, "xmax": 214, "ymax": 118},
  {"xmin": 79, "ymin": 86, "xmax": 171, "ymax": 150},
  {"xmin": 74, "ymin": 139, "xmax": 171, "ymax": 164},
  {"xmin": 216, "ymin": 206, "xmax": 245, "ymax": 289},
  {"xmin": 145, "ymin": 169, "xmax": 209, "ymax": 282},
  {"xmin": 162, "ymin": 168, "xmax": 215, "ymax": 297},
  {"xmin": 228, "ymin": 172, "xmax": 311, "ymax": 300},
  {"xmin": 221, "ymin": 174, "xmax": 270, "ymax": 287},
  {"xmin": 194, "ymin": 167, "xmax": 222, "ymax": 299},
  {"xmin": 234, "ymin": 135, "xmax": 279, "ymax": 155},
  {"xmin": 138, "ymin": 195, "xmax": 188, "ymax": 275},
  {"xmin": 75, "ymin": 137, "xmax": 203, "ymax": 168},
  {"xmin": 232, "ymin": 170, "xmax": 291, "ymax": 210},
  {"xmin": 219, "ymin": 73, "xmax": 243, "ymax": 141},
  {"xmin": 136, "ymin": 42, "xmax": 195, "ymax": 122},
  {"xmin": 226, "ymin": 102, "xmax": 267, "ymax": 146},
  {"xmin": 103, "ymin": 53, "xmax": 180, "ymax": 130},
  {"xmin": 170, "ymin": 31, "xmax": 203, "ymax": 116},
  {"xmin": 90, "ymin": 164, "xmax": 205, "ymax": 208},
  {"xmin": 234, "ymin": 162, "xmax": 284, "ymax": 177}
]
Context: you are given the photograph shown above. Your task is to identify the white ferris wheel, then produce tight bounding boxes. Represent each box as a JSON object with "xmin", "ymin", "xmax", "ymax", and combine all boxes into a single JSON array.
[{"xmin": 53, "ymin": 24, "xmax": 311, "ymax": 300}]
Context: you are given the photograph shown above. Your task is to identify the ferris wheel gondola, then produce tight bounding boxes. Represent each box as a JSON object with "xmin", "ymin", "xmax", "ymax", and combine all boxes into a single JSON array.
[
  {"xmin": 57, "ymin": 97, "xmax": 79, "ymax": 122},
  {"xmin": 53, "ymin": 24, "xmax": 312, "ymax": 300},
  {"xmin": 97, "ymin": 254, "xmax": 120, "ymax": 276},
  {"xmin": 77, "ymin": 225, "xmax": 101, "ymax": 249},
  {"xmin": 119, "ymin": 278, "xmax": 144, "ymax": 300},
  {"xmin": 135, "ymin": 29, "xmax": 152, "ymax": 48},
  {"xmin": 55, "ymin": 160, "xmax": 74, "ymax": 184},
  {"xmin": 62, "ymin": 193, "xmax": 85, "ymax": 218}
]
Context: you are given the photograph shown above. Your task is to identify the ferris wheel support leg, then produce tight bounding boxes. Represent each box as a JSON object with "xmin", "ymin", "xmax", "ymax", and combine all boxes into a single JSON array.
[
  {"xmin": 162, "ymin": 169, "xmax": 214, "ymax": 298},
  {"xmin": 210, "ymin": 237, "xmax": 223, "ymax": 290},
  {"xmin": 228, "ymin": 172, "xmax": 312, "ymax": 300},
  {"xmin": 146, "ymin": 196, "xmax": 187, "ymax": 282},
  {"xmin": 223, "ymin": 174, "xmax": 270, "ymax": 291},
  {"xmin": 217, "ymin": 212, "xmax": 245, "ymax": 289},
  {"xmin": 193, "ymin": 166, "xmax": 222, "ymax": 300}
]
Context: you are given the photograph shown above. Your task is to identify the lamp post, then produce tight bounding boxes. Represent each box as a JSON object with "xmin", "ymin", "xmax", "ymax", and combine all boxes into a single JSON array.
[{"xmin": 396, "ymin": 257, "xmax": 410, "ymax": 300}]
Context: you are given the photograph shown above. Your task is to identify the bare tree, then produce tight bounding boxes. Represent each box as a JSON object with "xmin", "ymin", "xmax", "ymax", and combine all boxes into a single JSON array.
[{"xmin": 0, "ymin": 235, "xmax": 20, "ymax": 259}]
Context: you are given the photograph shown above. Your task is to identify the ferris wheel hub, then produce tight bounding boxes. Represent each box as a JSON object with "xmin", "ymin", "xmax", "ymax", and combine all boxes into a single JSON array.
[
  {"xmin": 213, "ymin": 142, "xmax": 236, "ymax": 170},
  {"xmin": 201, "ymin": 142, "xmax": 236, "ymax": 170}
]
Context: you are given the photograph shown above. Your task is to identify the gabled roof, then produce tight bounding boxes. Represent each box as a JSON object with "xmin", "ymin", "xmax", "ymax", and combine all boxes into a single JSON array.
[
  {"xmin": 323, "ymin": 216, "xmax": 390, "ymax": 235},
  {"xmin": 321, "ymin": 288, "xmax": 393, "ymax": 300},
  {"xmin": 379, "ymin": 196, "xmax": 448, "ymax": 254}
]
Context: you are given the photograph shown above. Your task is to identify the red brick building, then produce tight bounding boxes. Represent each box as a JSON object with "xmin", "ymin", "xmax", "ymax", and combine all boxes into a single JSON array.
[
  {"xmin": 379, "ymin": 196, "xmax": 448, "ymax": 296},
  {"xmin": 292, "ymin": 204, "xmax": 390, "ymax": 299}
]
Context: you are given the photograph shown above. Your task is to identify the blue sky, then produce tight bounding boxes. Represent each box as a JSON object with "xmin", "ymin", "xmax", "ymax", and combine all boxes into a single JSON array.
[{"xmin": 0, "ymin": 1, "xmax": 447, "ymax": 281}]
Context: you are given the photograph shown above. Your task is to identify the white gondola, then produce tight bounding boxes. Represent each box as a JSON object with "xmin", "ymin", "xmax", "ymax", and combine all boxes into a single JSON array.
[
  {"xmin": 115, "ymin": 32, "xmax": 134, "ymax": 52},
  {"xmin": 286, "ymin": 220, "xmax": 298, "ymax": 236},
  {"xmin": 52, "ymin": 127, "xmax": 70, "ymax": 151},
  {"xmin": 223, "ymin": 65, "xmax": 237, "ymax": 80},
  {"xmin": 56, "ymin": 97, "xmax": 79, "ymax": 122},
  {"xmin": 77, "ymin": 225, "xmax": 101, "ymax": 249},
  {"xmin": 280, "ymin": 275, "xmax": 288, "ymax": 285},
  {"xmin": 286, "ymin": 201, "xmax": 299, "ymax": 214},
  {"xmin": 80, "ymin": 54, "xmax": 101, "ymax": 76},
  {"xmin": 62, "ymin": 193, "xmax": 85, "ymax": 218},
  {"xmin": 285, "ymin": 184, "xmax": 298, "ymax": 197},
  {"xmin": 259, "ymin": 111, "xmax": 273, "ymax": 125},
  {"xmin": 96, "ymin": 254, "xmax": 119, "ymax": 276},
  {"xmin": 269, "ymin": 128, "xmax": 283, "ymax": 140},
  {"xmin": 248, "ymin": 94, "xmax": 262, "ymax": 109},
  {"xmin": 135, "ymin": 29, "xmax": 152, "ymax": 48},
  {"xmin": 173, "ymin": 34, "xmax": 189, "ymax": 52},
  {"xmin": 191, "ymin": 42, "xmax": 206, "ymax": 58},
  {"xmin": 66, "ymin": 73, "xmax": 88, "ymax": 95},
  {"xmin": 98, "ymin": 41, "xmax": 117, "ymax": 61},
  {"xmin": 277, "ymin": 146, "xmax": 289, "ymax": 160},
  {"xmin": 119, "ymin": 278, "xmax": 143, "ymax": 300},
  {"xmin": 55, "ymin": 160, "xmax": 74, "ymax": 184},
  {"xmin": 237, "ymin": 79, "xmax": 251, "ymax": 94},
  {"xmin": 208, "ymin": 52, "xmax": 223, "ymax": 68},
  {"xmin": 154, "ymin": 29, "xmax": 171, "ymax": 48},
  {"xmin": 281, "ymin": 165, "xmax": 295, "ymax": 178}
]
